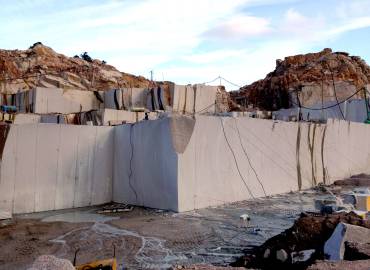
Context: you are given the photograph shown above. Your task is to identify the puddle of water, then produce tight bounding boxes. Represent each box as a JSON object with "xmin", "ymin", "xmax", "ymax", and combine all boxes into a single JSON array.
[
  {"xmin": 51, "ymin": 221, "xmax": 188, "ymax": 269},
  {"xmin": 42, "ymin": 212, "xmax": 119, "ymax": 223}
]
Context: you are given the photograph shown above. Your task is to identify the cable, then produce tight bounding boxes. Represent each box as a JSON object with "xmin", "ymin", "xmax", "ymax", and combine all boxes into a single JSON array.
[
  {"xmin": 128, "ymin": 124, "xmax": 138, "ymax": 203},
  {"xmin": 234, "ymin": 119, "xmax": 267, "ymax": 196},
  {"xmin": 201, "ymin": 76, "xmax": 243, "ymax": 89},
  {"xmin": 364, "ymin": 88, "xmax": 370, "ymax": 121},
  {"xmin": 114, "ymin": 89, "xmax": 120, "ymax": 110},
  {"xmin": 291, "ymin": 87, "xmax": 363, "ymax": 111},
  {"xmin": 219, "ymin": 76, "xmax": 243, "ymax": 89},
  {"xmin": 202, "ymin": 76, "xmax": 221, "ymax": 85},
  {"xmin": 220, "ymin": 118, "xmax": 255, "ymax": 199},
  {"xmin": 196, "ymin": 102, "xmax": 216, "ymax": 114},
  {"xmin": 93, "ymin": 91, "xmax": 104, "ymax": 103},
  {"xmin": 328, "ymin": 62, "xmax": 345, "ymax": 120},
  {"xmin": 226, "ymin": 120, "xmax": 298, "ymax": 180}
]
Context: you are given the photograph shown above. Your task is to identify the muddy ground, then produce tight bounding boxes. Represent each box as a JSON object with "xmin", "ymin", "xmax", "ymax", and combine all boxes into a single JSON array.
[{"xmin": 0, "ymin": 179, "xmax": 367, "ymax": 269}]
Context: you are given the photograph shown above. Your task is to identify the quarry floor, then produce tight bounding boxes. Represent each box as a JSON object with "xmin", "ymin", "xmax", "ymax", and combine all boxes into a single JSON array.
[{"xmin": 0, "ymin": 187, "xmax": 351, "ymax": 270}]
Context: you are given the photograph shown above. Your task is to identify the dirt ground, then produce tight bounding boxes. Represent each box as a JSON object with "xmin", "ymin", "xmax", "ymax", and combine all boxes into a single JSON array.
[
  {"xmin": 0, "ymin": 179, "xmax": 368, "ymax": 269},
  {"xmin": 307, "ymin": 259, "xmax": 370, "ymax": 270}
]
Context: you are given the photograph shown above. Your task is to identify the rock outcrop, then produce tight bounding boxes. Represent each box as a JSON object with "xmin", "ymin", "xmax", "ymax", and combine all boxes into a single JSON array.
[
  {"xmin": 0, "ymin": 43, "xmax": 239, "ymax": 112},
  {"xmin": 232, "ymin": 48, "xmax": 370, "ymax": 111},
  {"xmin": 0, "ymin": 42, "xmax": 150, "ymax": 93}
]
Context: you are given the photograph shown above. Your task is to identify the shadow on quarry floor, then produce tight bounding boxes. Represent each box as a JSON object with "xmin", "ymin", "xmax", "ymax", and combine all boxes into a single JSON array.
[{"xmin": 0, "ymin": 188, "xmax": 349, "ymax": 270}]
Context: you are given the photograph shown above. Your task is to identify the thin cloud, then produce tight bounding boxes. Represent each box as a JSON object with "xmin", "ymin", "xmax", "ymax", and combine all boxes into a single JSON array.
[
  {"xmin": 203, "ymin": 15, "xmax": 272, "ymax": 39},
  {"xmin": 0, "ymin": 0, "xmax": 369, "ymax": 86}
]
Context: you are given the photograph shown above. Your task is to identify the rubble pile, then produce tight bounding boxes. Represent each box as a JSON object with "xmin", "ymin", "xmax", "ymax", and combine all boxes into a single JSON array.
[
  {"xmin": 0, "ymin": 42, "xmax": 150, "ymax": 93},
  {"xmin": 231, "ymin": 48, "xmax": 370, "ymax": 110},
  {"xmin": 232, "ymin": 212, "xmax": 370, "ymax": 269}
]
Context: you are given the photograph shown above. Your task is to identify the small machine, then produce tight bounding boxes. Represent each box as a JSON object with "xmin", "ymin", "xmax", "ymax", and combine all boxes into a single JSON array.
[
  {"xmin": 0, "ymin": 105, "xmax": 17, "ymax": 113},
  {"xmin": 73, "ymin": 246, "xmax": 117, "ymax": 270}
]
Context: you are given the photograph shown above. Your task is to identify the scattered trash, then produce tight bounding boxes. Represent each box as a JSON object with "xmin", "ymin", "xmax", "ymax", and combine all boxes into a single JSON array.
[
  {"xmin": 239, "ymin": 213, "xmax": 250, "ymax": 227},
  {"xmin": 97, "ymin": 203, "xmax": 134, "ymax": 214},
  {"xmin": 251, "ymin": 228, "xmax": 261, "ymax": 235},
  {"xmin": 239, "ymin": 214, "xmax": 250, "ymax": 221}
]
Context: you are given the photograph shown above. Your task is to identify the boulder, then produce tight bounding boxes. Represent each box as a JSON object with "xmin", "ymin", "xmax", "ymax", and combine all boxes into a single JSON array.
[
  {"xmin": 324, "ymin": 222, "xmax": 370, "ymax": 261},
  {"xmin": 276, "ymin": 249, "xmax": 288, "ymax": 262}
]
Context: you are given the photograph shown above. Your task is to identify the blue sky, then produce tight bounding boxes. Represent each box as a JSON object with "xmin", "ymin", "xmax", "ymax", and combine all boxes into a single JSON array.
[{"xmin": 1, "ymin": 0, "xmax": 370, "ymax": 89}]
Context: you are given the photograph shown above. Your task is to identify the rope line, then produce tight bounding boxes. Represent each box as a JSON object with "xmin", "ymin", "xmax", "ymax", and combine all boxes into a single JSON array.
[
  {"xmin": 202, "ymin": 76, "xmax": 220, "ymax": 85},
  {"xmin": 328, "ymin": 60, "xmax": 345, "ymax": 120},
  {"xmin": 234, "ymin": 119, "xmax": 267, "ymax": 197},
  {"xmin": 128, "ymin": 124, "xmax": 138, "ymax": 203},
  {"xmin": 220, "ymin": 118, "xmax": 255, "ymax": 199},
  {"xmin": 219, "ymin": 76, "xmax": 243, "ymax": 88},
  {"xmin": 201, "ymin": 76, "xmax": 243, "ymax": 89},
  {"xmin": 292, "ymin": 88, "xmax": 363, "ymax": 111},
  {"xmin": 196, "ymin": 102, "xmax": 216, "ymax": 114}
]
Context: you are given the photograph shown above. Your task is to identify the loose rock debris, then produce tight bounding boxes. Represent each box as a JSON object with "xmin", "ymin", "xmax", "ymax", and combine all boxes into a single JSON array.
[{"xmin": 232, "ymin": 212, "xmax": 370, "ymax": 269}]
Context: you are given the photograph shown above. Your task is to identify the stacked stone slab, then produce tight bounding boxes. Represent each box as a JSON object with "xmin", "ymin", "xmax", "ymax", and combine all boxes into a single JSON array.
[{"xmin": 12, "ymin": 87, "xmax": 103, "ymax": 114}]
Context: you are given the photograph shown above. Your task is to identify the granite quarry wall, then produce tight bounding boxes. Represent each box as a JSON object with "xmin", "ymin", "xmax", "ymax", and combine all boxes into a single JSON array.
[
  {"xmin": 113, "ymin": 118, "xmax": 179, "ymax": 211},
  {"xmin": 1, "ymin": 116, "xmax": 370, "ymax": 217},
  {"xmin": 177, "ymin": 116, "xmax": 370, "ymax": 211},
  {"xmin": 112, "ymin": 116, "xmax": 370, "ymax": 212},
  {"xmin": 0, "ymin": 124, "xmax": 114, "ymax": 218}
]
